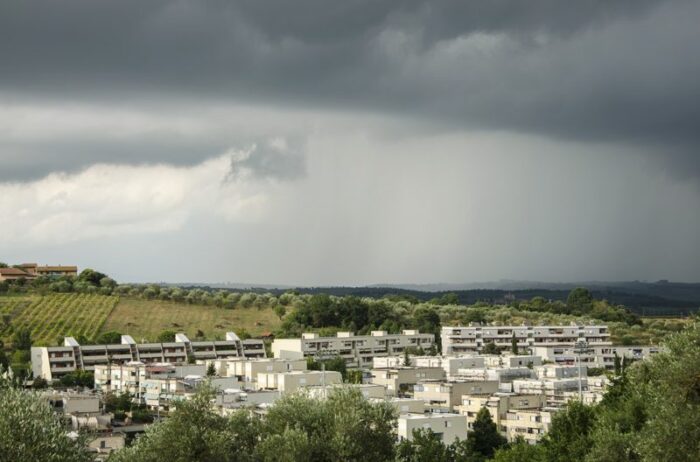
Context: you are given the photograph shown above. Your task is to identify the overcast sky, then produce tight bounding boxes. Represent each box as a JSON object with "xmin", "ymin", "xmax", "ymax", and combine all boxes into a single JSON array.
[{"xmin": 1, "ymin": 0, "xmax": 699, "ymax": 285}]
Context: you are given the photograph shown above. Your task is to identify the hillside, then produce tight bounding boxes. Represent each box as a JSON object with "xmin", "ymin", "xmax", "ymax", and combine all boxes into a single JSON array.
[
  {"xmin": 100, "ymin": 297, "xmax": 282, "ymax": 341},
  {"xmin": 0, "ymin": 294, "xmax": 281, "ymax": 347},
  {"xmin": 0, "ymin": 293, "xmax": 118, "ymax": 346}
]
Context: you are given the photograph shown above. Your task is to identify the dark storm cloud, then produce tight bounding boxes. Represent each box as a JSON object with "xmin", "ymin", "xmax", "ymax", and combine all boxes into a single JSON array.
[{"xmin": 0, "ymin": 0, "xmax": 698, "ymax": 177}]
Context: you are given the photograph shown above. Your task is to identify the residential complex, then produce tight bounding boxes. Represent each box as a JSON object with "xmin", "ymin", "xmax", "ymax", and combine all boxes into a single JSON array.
[
  {"xmin": 441, "ymin": 324, "xmax": 612, "ymax": 354},
  {"xmin": 28, "ymin": 321, "xmax": 664, "ymax": 449},
  {"xmin": 31, "ymin": 332, "xmax": 265, "ymax": 381},
  {"xmin": 272, "ymin": 330, "xmax": 435, "ymax": 368}
]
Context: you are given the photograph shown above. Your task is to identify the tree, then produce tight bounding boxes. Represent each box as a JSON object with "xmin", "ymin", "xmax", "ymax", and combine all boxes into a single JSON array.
[
  {"xmin": 206, "ymin": 363, "xmax": 217, "ymax": 377},
  {"xmin": 78, "ymin": 268, "xmax": 108, "ymax": 285},
  {"xmin": 613, "ymin": 352, "xmax": 622, "ymax": 376},
  {"xmin": 0, "ymin": 386, "xmax": 93, "ymax": 462},
  {"xmin": 95, "ymin": 331, "xmax": 122, "ymax": 344},
  {"xmin": 511, "ymin": 333, "xmax": 518, "ymax": 355},
  {"xmin": 493, "ymin": 436, "xmax": 545, "ymax": 462},
  {"xmin": 594, "ymin": 322, "xmax": 700, "ymax": 462},
  {"xmin": 346, "ymin": 369, "xmax": 363, "ymax": 384},
  {"xmin": 108, "ymin": 384, "xmax": 242, "ymax": 462},
  {"xmin": 274, "ymin": 304, "xmax": 286, "ymax": 320},
  {"xmin": 262, "ymin": 387, "xmax": 397, "ymax": 462},
  {"xmin": 427, "ymin": 343, "xmax": 438, "ymax": 356},
  {"xmin": 100, "ymin": 277, "xmax": 117, "ymax": 289},
  {"xmin": 396, "ymin": 429, "xmax": 451, "ymax": 462},
  {"xmin": 32, "ymin": 377, "xmax": 49, "ymax": 389},
  {"xmin": 156, "ymin": 330, "xmax": 176, "ymax": 343},
  {"xmin": 429, "ymin": 293, "xmax": 460, "ymax": 306},
  {"xmin": 403, "ymin": 348, "xmax": 412, "ymax": 366},
  {"xmin": 541, "ymin": 400, "xmax": 596, "ymax": 462},
  {"xmin": 59, "ymin": 370, "xmax": 94, "ymax": 388},
  {"xmin": 482, "ymin": 341, "xmax": 499, "ymax": 355},
  {"xmin": 13, "ymin": 328, "xmax": 32, "ymax": 351},
  {"xmin": 468, "ymin": 407, "xmax": 506, "ymax": 459},
  {"xmin": 566, "ymin": 287, "xmax": 593, "ymax": 313},
  {"xmin": 307, "ymin": 356, "xmax": 348, "ymax": 380}
]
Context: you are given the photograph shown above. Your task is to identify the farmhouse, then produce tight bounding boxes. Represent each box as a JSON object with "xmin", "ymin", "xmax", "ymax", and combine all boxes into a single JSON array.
[{"xmin": 0, "ymin": 263, "xmax": 78, "ymax": 281}]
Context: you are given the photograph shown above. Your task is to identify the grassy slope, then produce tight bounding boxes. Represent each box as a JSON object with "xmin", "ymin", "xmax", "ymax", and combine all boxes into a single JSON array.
[
  {"xmin": 99, "ymin": 297, "xmax": 282, "ymax": 342},
  {"xmin": 1, "ymin": 293, "xmax": 118, "ymax": 346}
]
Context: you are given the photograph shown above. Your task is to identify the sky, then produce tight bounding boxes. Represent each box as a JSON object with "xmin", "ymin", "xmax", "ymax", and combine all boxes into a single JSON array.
[{"xmin": 1, "ymin": 0, "xmax": 699, "ymax": 285}]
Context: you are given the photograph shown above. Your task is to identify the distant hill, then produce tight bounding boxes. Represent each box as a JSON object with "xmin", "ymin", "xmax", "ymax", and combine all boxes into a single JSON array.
[{"xmin": 157, "ymin": 280, "xmax": 700, "ymax": 317}]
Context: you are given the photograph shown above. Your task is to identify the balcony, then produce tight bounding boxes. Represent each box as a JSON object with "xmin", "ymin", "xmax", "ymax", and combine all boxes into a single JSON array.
[{"xmin": 50, "ymin": 366, "xmax": 76, "ymax": 373}]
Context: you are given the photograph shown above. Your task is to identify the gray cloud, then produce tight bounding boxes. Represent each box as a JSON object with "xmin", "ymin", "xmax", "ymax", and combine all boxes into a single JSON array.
[
  {"xmin": 1, "ymin": 0, "xmax": 700, "ymax": 283},
  {"xmin": 228, "ymin": 139, "xmax": 307, "ymax": 182},
  {"xmin": 1, "ymin": 0, "xmax": 698, "ymax": 166}
]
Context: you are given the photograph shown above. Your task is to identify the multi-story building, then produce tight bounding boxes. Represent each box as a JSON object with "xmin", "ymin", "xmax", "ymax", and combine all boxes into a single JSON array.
[
  {"xmin": 373, "ymin": 355, "xmax": 486, "ymax": 378},
  {"xmin": 272, "ymin": 330, "xmax": 435, "ymax": 368},
  {"xmin": 256, "ymin": 370, "xmax": 342, "ymax": 394},
  {"xmin": 307, "ymin": 383, "xmax": 387, "ymax": 400},
  {"xmin": 453, "ymin": 366, "xmax": 534, "ymax": 387},
  {"xmin": 32, "ymin": 332, "xmax": 265, "ymax": 381},
  {"xmin": 441, "ymin": 324, "xmax": 611, "ymax": 354},
  {"xmin": 397, "ymin": 414, "xmax": 469, "ymax": 444},
  {"xmin": 531, "ymin": 344, "xmax": 662, "ymax": 370},
  {"xmin": 512, "ymin": 377, "xmax": 586, "ymax": 407},
  {"xmin": 370, "ymin": 366, "xmax": 446, "ymax": 396},
  {"xmin": 94, "ymin": 362, "xmax": 207, "ymax": 395},
  {"xmin": 414, "ymin": 380, "xmax": 499, "ymax": 411},
  {"xmin": 457, "ymin": 393, "xmax": 545, "ymax": 431},
  {"xmin": 501, "ymin": 409, "xmax": 556, "ymax": 443},
  {"xmin": 379, "ymin": 397, "xmax": 426, "ymax": 415},
  {"xmin": 208, "ymin": 357, "xmax": 308, "ymax": 385}
]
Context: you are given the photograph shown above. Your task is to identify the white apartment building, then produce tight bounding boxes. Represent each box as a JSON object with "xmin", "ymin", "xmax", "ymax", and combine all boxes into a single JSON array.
[
  {"xmin": 374, "ymin": 355, "xmax": 487, "ymax": 378},
  {"xmin": 441, "ymin": 324, "xmax": 611, "ymax": 355},
  {"xmin": 531, "ymin": 345, "xmax": 662, "ymax": 370},
  {"xmin": 379, "ymin": 397, "xmax": 426, "ymax": 415},
  {"xmin": 398, "ymin": 414, "xmax": 469, "ymax": 444},
  {"xmin": 371, "ymin": 367, "xmax": 446, "ymax": 395},
  {"xmin": 32, "ymin": 332, "xmax": 266, "ymax": 381},
  {"xmin": 484, "ymin": 355, "xmax": 543, "ymax": 368},
  {"xmin": 307, "ymin": 383, "xmax": 387, "ymax": 400},
  {"xmin": 512, "ymin": 377, "xmax": 586, "ymax": 407},
  {"xmin": 414, "ymin": 380, "xmax": 499, "ymax": 411},
  {"xmin": 205, "ymin": 357, "xmax": 307, "ymax": 386},
  {"xmin": 94, "ymin": 362, "xmax": 206, "ymax": 396},
  {"xmin": 215, "ymin": 389, "xmax": 281, "ymax": 415},
  {"xmin": 501, "ymin": 409, "xmax": 556, "ymax": 443},
  {"xmin": 272, "ymin": 330, "xmax": 435, "ymax": 368},
  {"xmin": 457, "ymin": 393, "xmax": 545, "ymax": 432},
  {"xmin": 454, "ymin": 367, "xmax": 534, "ymax": 387},
  {"xmin": 256, "ymin": 370, "xmax": 342, "ymax": 394}
]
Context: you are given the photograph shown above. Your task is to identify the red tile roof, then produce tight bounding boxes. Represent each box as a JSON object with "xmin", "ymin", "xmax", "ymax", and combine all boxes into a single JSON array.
[{"xmin": 0, "ymin": 268, "xmax": 31, "ymax": 276}]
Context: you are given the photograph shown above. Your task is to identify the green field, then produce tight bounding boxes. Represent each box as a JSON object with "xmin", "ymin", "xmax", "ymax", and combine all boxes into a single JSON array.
[
  {"xmin": 0, "ymin": 293, "xmax": 118, "ymax": 346},
  {"xmin": 100, "ymin": 297, "xmax": 281, "ymax": 341}
]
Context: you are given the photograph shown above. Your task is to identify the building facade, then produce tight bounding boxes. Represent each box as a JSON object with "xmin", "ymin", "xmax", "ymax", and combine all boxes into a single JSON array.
[
  {"xmin": 397, "ymin": 414, "xmax": 469, "ymax": 444},
  {"xmin": 272, "ymin": 330, "xmax": 435, "ymax": 368},
  {"xmin": 441, "ymin": 324, "xmax": 611, "ymax": 355},
  {"xmin": 32, "ymin": 332, "xmax": 266, "ymax": 381}
]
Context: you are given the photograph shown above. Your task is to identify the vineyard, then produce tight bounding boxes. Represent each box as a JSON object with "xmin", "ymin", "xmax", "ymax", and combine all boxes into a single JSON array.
[{"xmin": 0, "ymin": 293, "xmax": 119, "ymax": 346}]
